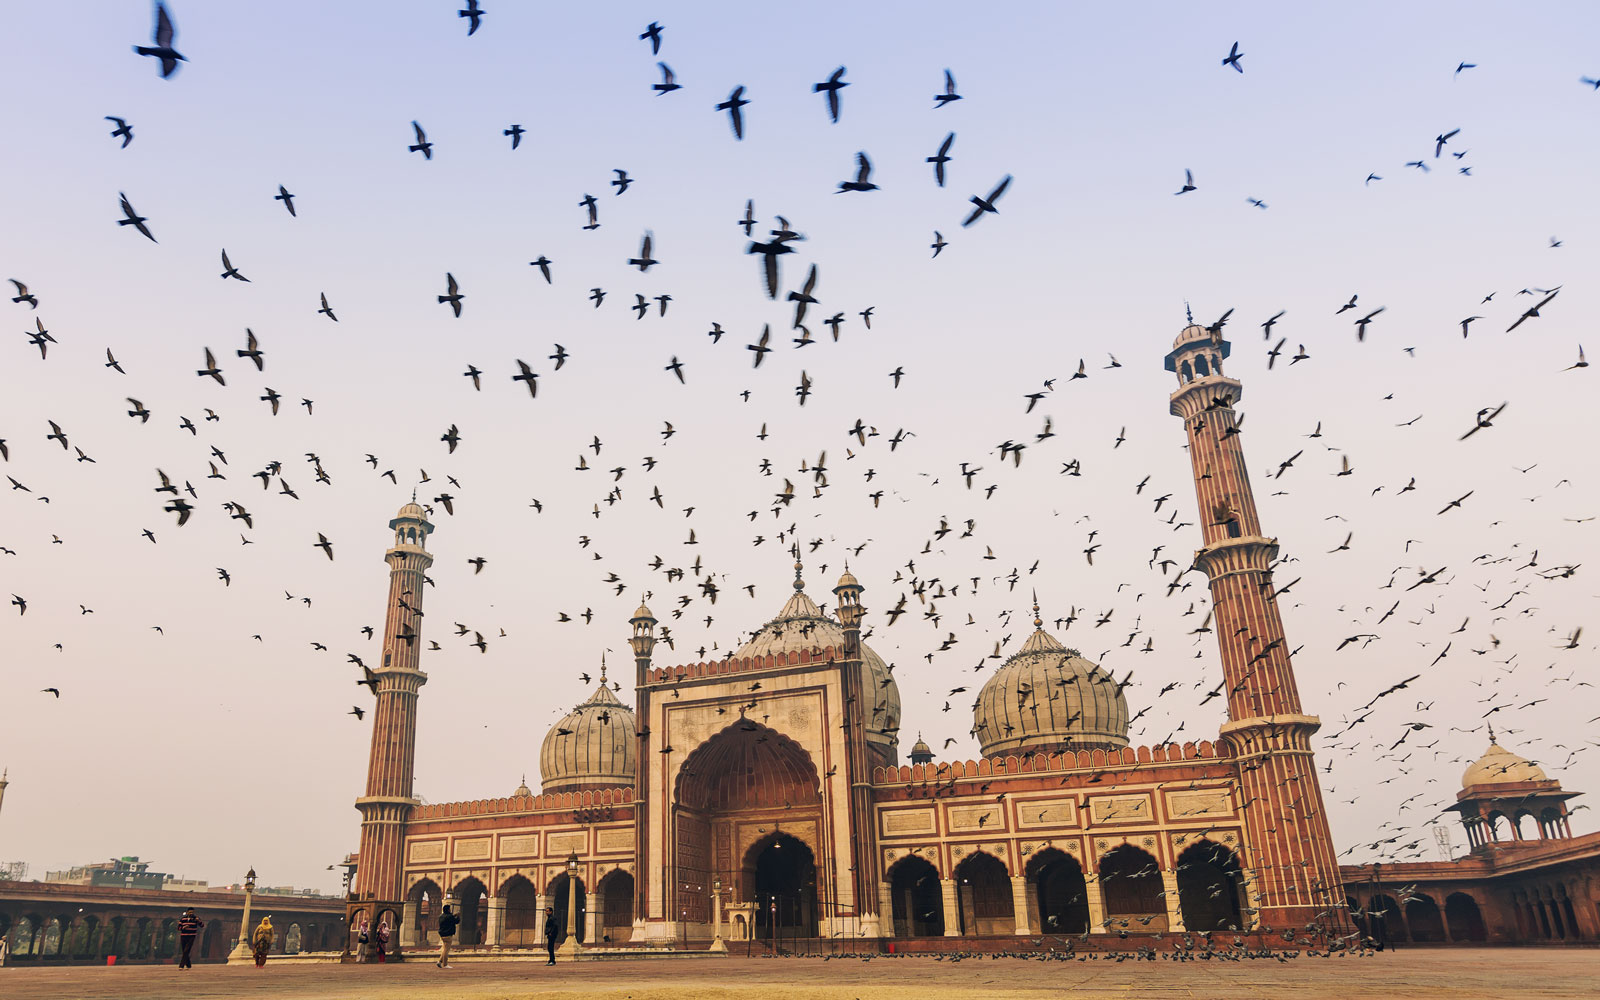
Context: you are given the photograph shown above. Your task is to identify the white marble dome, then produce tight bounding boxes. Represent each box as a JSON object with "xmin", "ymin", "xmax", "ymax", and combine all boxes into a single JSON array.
[
  {"xmin": 540, "ymin": 674, "xmax": 637, "ymax": 794},
  {"xmin": 973, "ymin": 619, "xmax": 1129, "ymax": 758},
  {"xmin": 1462, "ymin": 740, "xmax": 1548, "ymax": 789}
]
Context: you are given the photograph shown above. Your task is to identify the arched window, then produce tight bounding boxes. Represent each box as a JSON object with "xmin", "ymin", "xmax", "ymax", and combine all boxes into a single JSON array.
[
  {"xmin": 888, "ymin": 855, "xmax": 944, "ymax": 937},
  {"xmin": 954, "ymin": 852, "xmax": 1012, "ymax": 936},
  {"xmin": 1176, "ymin": 840, "xmax": 1243, "ymax": 932},
  {"xmin": 1026, "ymin": 848, "xmax": 1089, "ymax": 935},
  {"xmin": 1404, "ymin": 895, "xmax": 1444, "ymax": 942},
  {"xmin": 500, "ymin": 876, "xmax": 539, "ymax": 947},
  {"xmin": 1099, "ymin": 845, "xmax": 1165, "ymax": 929},
  {"xmin": 1194, "ymin": 354, "xmax": 1211, "ymax": 377},
  {"xmin": 1445, "ymin": 893, "xmax": 1487, "ymax": 941},
  {"xmin": 1180, "ymin": 361, "xmax": 1193, "ymax": 383}
]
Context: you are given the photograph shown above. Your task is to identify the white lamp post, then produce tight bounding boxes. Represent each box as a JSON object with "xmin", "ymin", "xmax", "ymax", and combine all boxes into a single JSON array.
[
  {"xmin": 709, "ymin": 875, "xmax": 727, "ymax": 953},
  {"xmin": 557, "ymin": 853, "xmax": 582, "ymax": 959},
  {"xmin": 226, "ymin": 868, "xmax": 257, "ymax": 964}
]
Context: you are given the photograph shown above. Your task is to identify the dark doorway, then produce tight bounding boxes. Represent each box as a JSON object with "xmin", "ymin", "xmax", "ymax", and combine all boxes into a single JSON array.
[
  {"xmin": 598, "ymin": 870, "xmax": 635, "ymax": 943},
  {"xmin": 501, "ymin": 877, "xmax": 539, "ymax": 947},
  {"xmin": 1445, "ymin": 893, "xmax": 1486, "ymax": 942},
  {"xmin": 889, "ymin": 856, "xmax": 944, "ymax": 937},
  {"xmin": 1405, "ymin": 895, "xmax": 1445, "ymax": 942},
  {"xmin": 1175, "ymin": 840, "xmax": 1243, "ymax": 932},
  {"xmin": 1027, "ymin": 848, "xmax": 1090, "ymax": 935},
  {"xmin": 1100, "ymin": 845, "xmax": 1165, "ymax": 929},
  {"xmin": 453, "ymin": 876, "xmax": 487, "ymax": 946},
  {"xmin": 748, "ymin": 833, "xmax": 817, "ymax": 939}
]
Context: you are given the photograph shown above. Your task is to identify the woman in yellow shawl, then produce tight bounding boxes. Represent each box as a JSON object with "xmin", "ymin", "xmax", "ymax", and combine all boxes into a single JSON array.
[{"xmin": 251, "ymin": 916, "xmax": 274, "ymax": 967}]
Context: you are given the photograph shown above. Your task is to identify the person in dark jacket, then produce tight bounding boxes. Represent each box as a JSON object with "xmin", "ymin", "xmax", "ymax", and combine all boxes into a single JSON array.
[
  {"xmin": 543, "ymin": 906, "xmax": 558, "ymax": 965},
  {"xmin": 176, "ymin": 908, "xmax": 203, "ymax": 969},
  {"xmin": 436, "ymin": 904, "xmax": 457, "ymax": 968}
]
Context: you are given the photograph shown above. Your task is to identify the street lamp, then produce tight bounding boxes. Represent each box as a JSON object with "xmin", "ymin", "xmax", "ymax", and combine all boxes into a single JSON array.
[
  {"xmin": 557, "ymin": 852, "xmax": 582, "ymax": 959},
  {"xmin": 709, "ymin": 876, "xmax": 727, "ymax": 953},
  {"xmin": 226, "ymin": 867, "xmax": 257, "ymax": 965}
]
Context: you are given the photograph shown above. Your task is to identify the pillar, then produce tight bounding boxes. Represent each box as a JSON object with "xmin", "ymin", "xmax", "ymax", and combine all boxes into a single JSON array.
[
  {"xmin": 1162, "ymin": 870, "xmax": 1185, "ymax": 932},
  {"xmin": 1010, "ymin": 877, "xmax": 1032, "ymax": 936},
  {"xmin": 940, "ymin": 880, "xmax": 959, "ymax": 937},
  {"xmin": 485, "ymin": 896, "xmax": 505, "ymax": 946},
  {"xmin": 877, "ymin": 883, "xmax": 895, "ymax": 938},
  {"xmin": 534, "ymin": 894, "xmax": 548, "ymax": 944},
  {"xmin": 400, "ymin": 900, "xmax": 419, "ymax": 948},
  {"xmin": 1086, "ymin": 876, "xmax": 1107, "ymax": 933},
  {"xmin": 584, "ymin": 891, "xmax": 599, "ymax": 944}
]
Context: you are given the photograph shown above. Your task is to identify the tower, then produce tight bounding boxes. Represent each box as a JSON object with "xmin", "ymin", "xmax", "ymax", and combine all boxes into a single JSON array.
[
  {"xmin": 833, "ymin": 564, "xmax": 882, "ymax": 936},
  {"xmin": 351, "ymin": 501, "xmax": 435, "ymax": 927},
  {"xmin": 1166, "ymin": 320, "xmax": 1344, "ymax": 937},
  {"xmin": 627, "ymin": 600, "xmax": 658, "ymax": 928}
]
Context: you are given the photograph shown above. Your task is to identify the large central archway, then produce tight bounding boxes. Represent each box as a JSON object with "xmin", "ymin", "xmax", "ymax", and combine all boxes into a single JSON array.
[
  {"xmin": 672, "ymin": 720, "xmax": 826, "ymax": 934},
  {"xmin": 746, "ymin": 832, "xmax": 818, "ymax": 938}
]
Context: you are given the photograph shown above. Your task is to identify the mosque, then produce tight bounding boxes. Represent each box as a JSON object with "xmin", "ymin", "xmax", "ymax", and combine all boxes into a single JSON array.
[{"xmin": 343, "ymin": 323, "xmax": 1595, "ymax": 955}]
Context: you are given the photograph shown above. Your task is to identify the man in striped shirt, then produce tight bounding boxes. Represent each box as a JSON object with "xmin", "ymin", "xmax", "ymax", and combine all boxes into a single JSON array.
[{"xmin": 177, "ymin": 908, "xmax": 203, "ymax": 969}]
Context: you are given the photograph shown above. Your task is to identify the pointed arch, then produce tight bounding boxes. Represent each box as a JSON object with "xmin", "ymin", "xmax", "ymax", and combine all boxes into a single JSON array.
[
  {"xmin": 887, "ymin": 854, "xmax": 944, "ymax": 937},
  {"xmin": 1025, "ymin": 847, "xmax": 1090, "ymax": 934},
  {"xmin": 953, "ymin": 850, "xmax": 1012, "ymax": 936},
  {"xmin": 1175, "ymin": 838, "xmax": 1243, "ymax": 932}
]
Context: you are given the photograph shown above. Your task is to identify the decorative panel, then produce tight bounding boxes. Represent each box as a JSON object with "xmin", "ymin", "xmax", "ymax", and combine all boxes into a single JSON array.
[
  {"xmin": 408, "ymin": 840, "xmax": 446, "ymax": 864},
  {"xmin": 500, "ymin": 835, "xmax": 539, "ymax": 858},
  {"xmin": 597, "ymin": 828, "xmax": 634, "ymax": 853},
  {"xmin": 453, "ymin": 838, "xmax": 492, "ymax": 862},
  {"xmin": 1165, "ymin": 789, "xmax": 1232, "ymax": 819},
  {"xmin": 881, "ymin": 808, "xmax": 936, "ymax": 836},
  {"xmin": 1015, "ymin": 799, "xmax": 1078, "ymax": 828},
  {"xmin": 547, "ymin": 830, "xmax": 587, "ymax": 857},
  {"xmin": 1089, "ymin": 794, "xmax": 1152, "ymax": 824},
  {"xmin": 947, "ymin": 804, "xmax": 1006, "ymax": 832}
]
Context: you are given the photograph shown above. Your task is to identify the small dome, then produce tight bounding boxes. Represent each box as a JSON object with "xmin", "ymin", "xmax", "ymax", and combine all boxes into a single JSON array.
[
  {"xmin": 908, "ymin": 734, "xmax": 934, "ymax": 765},
  {"xmin": 395, "ymin": 501, "xmax": 427, "ymax": 520},
  {"xmin": 835, "ymin": 567, "xmax": 860, "ymax": 589},
  {"xmin": 540, "ymin": 677, "xmax": 636, "ymax": 794},
  {"xmin": 974, "ymin": 626, "xmax": 1129, "ymax": 758},
  {"xmin": 1462, "ymin": 741, "xmax": 1549, "ymax": 788},
  {"xmin": 1172, "ymin": 323, "xmax": 1213, "ymax": 349},
  {"xmin": 513, "ymin": 775, "xmax": 532, "ymax": 797},
  {"xmin": 734, "ymin": 575, "xmax": 900, "ymax": 762},
  {"xmin": 632, "ymin": 602, "xmax": 655, "ymax": 621}
]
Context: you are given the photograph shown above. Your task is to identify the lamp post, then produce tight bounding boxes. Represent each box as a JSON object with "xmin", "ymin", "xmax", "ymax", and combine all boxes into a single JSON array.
[
  {"xmin": 328, "ymin": 862, "xmax": 356, "ymax": 958},
  {"xmin": 557, "ymin": 852, "xmax": 581, "ymax": 959},
  {"xmin": 709, "ymin": 876, "xmax": 727, "ymax": 953},
  {"xmin": 226, "ymin": 868, "xmax": 257, "ymax": 964}
]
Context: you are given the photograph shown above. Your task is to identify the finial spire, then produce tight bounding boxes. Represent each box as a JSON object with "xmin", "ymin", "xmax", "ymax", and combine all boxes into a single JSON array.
[
  {"xmin": 410, "ymin": 486, "xmax": 417, "ymax": 503},
  {"xmin": 599, "ymin": 653, "xmax": 607, "ymax": 684},
  {"xmin": 1031, "ymin": 589, "xmax": 1042, "ymax": 629},
  {"xmin": 1185, "ymin": 300, "xmax": 1193, "ymax": 325},
  {"xmin": 792, "ymin": 546, "xmax": 805, "ymax": 592},
  {"xmin": 1487, "ymin": 722, "xmax": 1497, "ymax": 745}
]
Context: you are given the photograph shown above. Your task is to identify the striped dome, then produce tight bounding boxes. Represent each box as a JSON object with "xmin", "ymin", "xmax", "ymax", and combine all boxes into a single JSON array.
[
  {"xmin": 973, "ymin": 627, "xmax": 1129, "ymax": 758},
  {"xmin": 540, "ymin": 678, "xmax": 636, "ymax": 794}
]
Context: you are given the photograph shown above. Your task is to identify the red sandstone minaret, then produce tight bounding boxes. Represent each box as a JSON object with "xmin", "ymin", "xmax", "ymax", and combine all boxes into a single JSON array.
[
  {"xmin": 833, "ymin": 563, "xmax": 883, "ymax": 936},
  {"xmin": 350, "ymin": 500, "xmax": 434, "ymax": 929},
  {"xmin": 1166, "ymin": 319, "xmax": 1345, "ymax": 937},
  {"xmin": 628, "ymin": 600, "xmax": 658, "ymax": 927}
]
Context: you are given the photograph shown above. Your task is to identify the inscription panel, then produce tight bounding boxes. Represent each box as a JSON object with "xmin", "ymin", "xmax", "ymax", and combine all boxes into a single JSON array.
[
  {"xmin": 881, "ymin": 808, "xmax": 937, "ymax": 837},
  {"xmin": 408, "ymin": 840, "xmax": 445, "ymax": 864},
  {"xmin": 1016, "ymin": 799, "xmax": 1078, "ymax": 828},
  {"xmin": 947, "ymin": 804, "xmax": 1006, "ymax": 833},
  {"xmin": 597, "ymin": 827, "xmax": 634, "ymax": 853},
  {"xmin": 453, "ymin": 837, "xmax": 492, "ymax": 862},
  {"xmin": 499, "ymin": 835, "xmax": 538, "ymax": 858},
  {"xmin": 1166, "ymin": 789, "xmax": 1232, "ymax": 819},
  {"xmin": 1089, "ymin": 794, "xmax": 1152, "ymax": 825},
  {"xmin": 547, "ymin": 830, "xmax": 587, "ymax": 857}
]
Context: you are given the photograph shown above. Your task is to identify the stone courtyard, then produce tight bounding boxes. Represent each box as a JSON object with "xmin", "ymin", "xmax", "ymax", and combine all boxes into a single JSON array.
[{"xmin": 1, "ymin": 950, "xmax": 1596, "ymax": 1000}]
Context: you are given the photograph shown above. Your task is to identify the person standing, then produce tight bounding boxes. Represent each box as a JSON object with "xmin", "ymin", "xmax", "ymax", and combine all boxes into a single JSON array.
[
  {"xmin": 435, "ymin": 904, "xmax": 457, "ymax": 968},
  {"xmin": 374, "ymin": 917, "xmax": 391, "ymax": 963},
  {"xmin": 543, "ymin": 905, "xmax": 558, "ymax": 965},
  {"xmin": 355, "ymin": 918, "xmax": 370, "ymax": 962},
  {"xmin": 176, "ymin": 908, "xmax": 203, "ymax": 969},
  {"xmin": 251, "ymin": 916, "xmax": 274, "ymax": 968}
]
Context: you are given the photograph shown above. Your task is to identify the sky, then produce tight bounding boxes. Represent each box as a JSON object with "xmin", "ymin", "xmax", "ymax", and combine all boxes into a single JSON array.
[{"xmin": 0, "ymin": 2, "xmax": 1597, "ymax": 894}]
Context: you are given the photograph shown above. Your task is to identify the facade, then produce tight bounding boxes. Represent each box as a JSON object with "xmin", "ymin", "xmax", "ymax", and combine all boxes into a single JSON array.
[
  {"xmin": 343, "ymin": 324, "xmax": 1394, "ymax": 953},
  {"xmin": 1341, "ymin": 734, "xmax": 1598, "ymax": 945},
  {"xmin": 44, "ymin": 856, "xmax": 166, "ymax": 890}
]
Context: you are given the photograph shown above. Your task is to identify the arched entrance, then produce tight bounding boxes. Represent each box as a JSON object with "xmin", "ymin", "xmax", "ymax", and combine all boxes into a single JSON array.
[
  {"xmin": 1026, "ymin": 848, "xmax": 1090, "ymax": 935},
  {"xmin": 500, "ymin": 876, "xmax": 539, "ymax": 947},
  {"xmin": 673, "ymin": 720, "xmax": 826, "ymax": 937},
  {"xmin": 1367, "ymin": 894, "xmax": 1405, "ymax": 946},
  {"xmin": 547, "ymin": 872, "xmax": 586, "ymax": 945},
  {"xmin": 954, "ymin": 852, "xmax": 1012, "ymax": 936},
  {"xmin": 888, "ymin": 856, "xmax": 944, "ymax": 937},
  {"xmin": 746, "ymin": 832, "xmax": 818, "ymax": 939},
  {"xmin": 1176, "ymin": 839, "xmax": 1243, "ymax": 932},
  {"xmin": 406, "ymin": 877, "xmax": 442, "ymax": 948},
  {"xmin": 1445, "ymin": 893, "xmax": 1487, "ymax": 941},
  {"xmin": 452, "ymin": 875, "xmax": 488, "ymax": 946},
  {"xmin": 1405, "ymin": 894, "xmax": 1445, "ymax": 942},
  {"xmin": 597, "ymin": 869, "xmax": 635, "ymax": 943},
  {"xmin": 1099, "ymin": 845, "xmax": 1165, "ymax": 931}
]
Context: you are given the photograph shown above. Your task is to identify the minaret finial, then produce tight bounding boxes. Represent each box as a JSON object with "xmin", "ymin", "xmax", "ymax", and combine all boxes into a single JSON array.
[
  {"xmin": 1031, "ymin": 589, "xmax": 1042, "ymax": 629},
  {"xmin": 1185, "ymin": 300, "xmax": 1193, "ymax": 325},
  {"xmin": 1487, "ymin": 722, "xmax": 1497, "ymax": 745},
  {"xmin": 792, "ymin": 545, "xmax": 805, "ymax": 592},
  {"xmin": 410, "ymin": 486, "xmax": 417, "ymax": 504},
  {"xmin": 599, "ymin": 653, "xmax": 607, "ymax": 684}
]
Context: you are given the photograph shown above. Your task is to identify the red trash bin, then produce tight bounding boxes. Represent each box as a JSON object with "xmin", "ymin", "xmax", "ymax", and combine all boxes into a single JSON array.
[{"xmin": 107, "ymin": 955, "xmax": 117, "ymax": 966}]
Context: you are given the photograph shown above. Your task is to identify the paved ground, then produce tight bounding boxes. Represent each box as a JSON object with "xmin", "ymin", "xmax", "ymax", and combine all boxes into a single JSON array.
[{"xmin": 1, "ymin": 950, "xmax": 1596, "ymax": 999}]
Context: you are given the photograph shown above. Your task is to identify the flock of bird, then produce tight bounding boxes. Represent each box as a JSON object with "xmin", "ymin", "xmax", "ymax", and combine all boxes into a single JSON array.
[{"xmin": 3, "ymin": 3, "xmax": 1597, "ymax": 898}]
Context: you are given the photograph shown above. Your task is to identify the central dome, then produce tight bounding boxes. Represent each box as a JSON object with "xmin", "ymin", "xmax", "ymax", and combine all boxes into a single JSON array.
[
  {"xmin": 540, "ymin": 669, "xmax": 637, "ymax": 794},
  {"xmin": 734, "ymin": 566, "xmax": 901, "ymax": 765},
  {"xmin": 973, "ymin": 613, "xmax": 1129, "ymax": 758},
  {"xmin": 1462, "ymin": 740, "xmax": 1549, "ymax": 789}
]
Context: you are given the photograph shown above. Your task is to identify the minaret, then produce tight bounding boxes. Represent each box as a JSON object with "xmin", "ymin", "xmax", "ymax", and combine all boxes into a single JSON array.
[
  {"xmin": 627, "ymin": 600, "xmax": 658, "ymax": 928},
  {"xmin": 0, "ymin": 768, "xmax": 8, "ymax": 823},
  {"xmin": 352, "ymin": 500, "xmax": 434, "ymax": 921},
  {"xmin": 833, "ymin": 564, "xmax": 882, "ymax": 937},
  {"xmin": 1165, "ymin": 320, "xmax": 1344, "ymax": 937}
]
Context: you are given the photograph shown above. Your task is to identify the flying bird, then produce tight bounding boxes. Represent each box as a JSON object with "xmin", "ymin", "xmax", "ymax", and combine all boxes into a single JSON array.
[
  {"xmin": 117, "ymin": 192, "xmax": 156, "ymax": 242},
  {"xmin": 838, "ymin": 151, "xmax": 878, "ymax": 193},
  {"xmin": 640, "ymin": 21, "xmax": 664, "ymax": 55},
  {"xmin": 318, "ymin": 292, "xmax": 338, "ymax": 322},
  {"xmin": 653, "ymin": 63, "xmax": 679, "ymax": 95},
  {"xmin": 962, "ymin": 175, "xmax": 1012, "ymax": 227},
  {"xmin": 1222, "ymin": 41, "xmax": 1244, "ymax": 73},
  {"xmin": 132, "ymin": 2, "xmax": 185, "ymax": 78},
  {"xmin": 219, "ymin": 250, "xmax": 250, "ymax": 282},
  {"xmin": 408, "ymin": 121, "xmax": 433, "ymax": 159},
  {"xmin": 274, "ymin": 184, "xmax": 297, "ymax": 216},
  {"xmin": 1175, "ymin": 169, "xmax": 1196, "ymax": 195},
  {"xmin": 458, "ymin": 1, "xmax": 484, "ymax": 35},
  {"xmin": 814, "ymin": 66, "xmax": 848, "ymax": 122},
  {"xmin": 927, "ymin": 132, "xmax": 955, "ymax": 187},
  {"xmin": 438, "ymin": 272, "xmax": 464, "ymax": 316},
  {"xmin": 934, "ymin": 69, "xmax": 962, "ymax": 107},
  {"xmin": 105, "ymin": 116, "xmax": 134, "ymax": 147},
  {"xmin": 716, "ymin": 86, "xmax": 749, "ymax": 140}
]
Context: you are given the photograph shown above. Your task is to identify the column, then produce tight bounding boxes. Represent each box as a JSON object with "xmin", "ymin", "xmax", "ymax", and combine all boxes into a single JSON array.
[
  {"xmin": 533, "ymin": 895, "xmax": 548, "ymax": 944},
  {"xmin": 1010, "ymin": 877, "xmax": 1032, "ymax": 936},
  {"xmin": 400, "ymin": 901, "xmax": 419, "ymax": 948},
  {"xmin": 1086, "ymin": 876, "xmax": 1107, "ymax": 933},
  {"xmin": 940, "ymin": 880, "xmax": 960, "ymax": 937},
  {"xmin": 1161, "ymin": 870, "xmax": 1185, "ymax": 932},
  {"xmin": 584, "ymin": 892, "xmax": 599, "ymax": 944},
  {"xmin": 877, "ymin": 883, "xmax": 895, "ymax": 938},
  {"xmin": 485, "ymin": 897, "xmax": 505, "ymax": 946}
]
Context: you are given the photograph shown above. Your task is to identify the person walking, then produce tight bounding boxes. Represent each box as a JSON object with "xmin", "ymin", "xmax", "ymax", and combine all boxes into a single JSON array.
[
  {"xmin": 355, "ymin": 918, "xmax": 370, "ymax": 962},
  {"xmin": 374, "ymin": 916, "xmax": 391, "ymax": 963},
  {"xmin": 543, "ymin": 905, "xmax": 558, "ymax": 965},
  {"xmin": 250, "ymin": 916, "xmax": 274, "ymax": 968},
  {"xmin": 176, "ymin": 908, "xmax": 203, "ymax": 969},
  {"xmin": 435, "ymin": 904, "xmax": 457, "ymax": 968}
]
